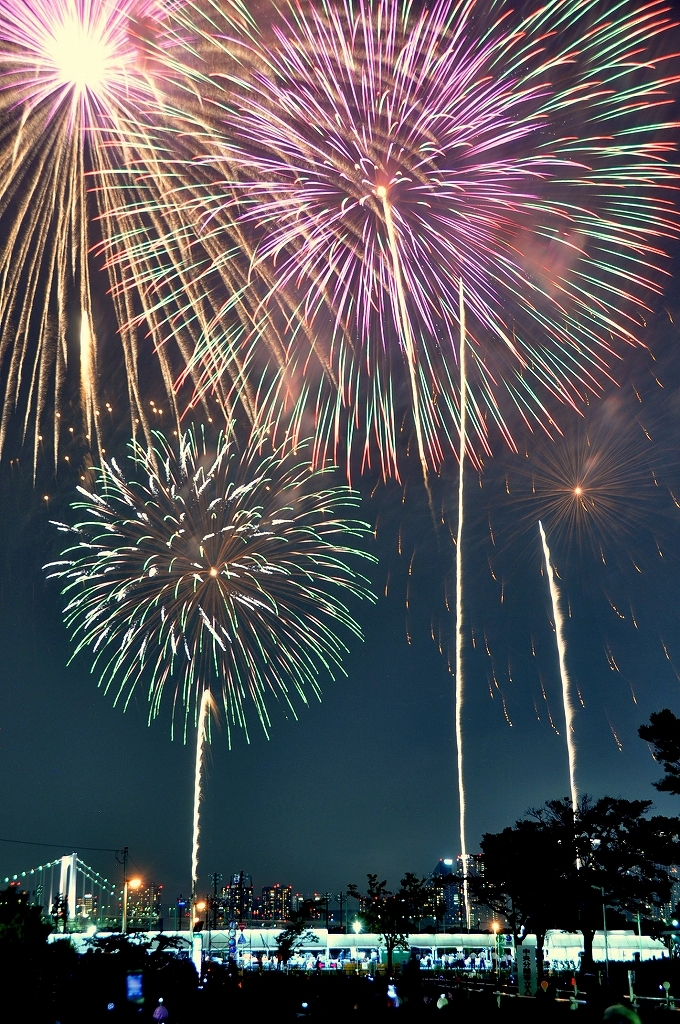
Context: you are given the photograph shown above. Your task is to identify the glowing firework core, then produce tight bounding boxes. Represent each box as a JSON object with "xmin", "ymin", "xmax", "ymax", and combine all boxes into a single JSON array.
[{"xmin": 47, "ymin": 14, "xmax": 114, "ymax": 95}]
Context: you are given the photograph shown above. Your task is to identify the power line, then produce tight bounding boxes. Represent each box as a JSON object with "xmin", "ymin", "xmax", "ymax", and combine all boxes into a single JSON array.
[{"xmin": 0, "ymin": 837, "xmax": 119, "ymax": 853}]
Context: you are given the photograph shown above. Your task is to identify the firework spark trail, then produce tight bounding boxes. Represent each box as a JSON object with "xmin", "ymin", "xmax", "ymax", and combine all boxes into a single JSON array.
[
  {"xmin": 0, "ymin": 0, "xmax": 165, "ymax": 460},
  {"xmin": 377, "ymin": 184, "xmax": 428, "ymax": 485},
  {"xmin": 455, "ymin": 278, "xmax": 469, "ymax": 929},
  {"xmin": 46, "ymin": 426, "xmax": 376, "ymax": 739},
  {"xmin": 0, "ymin": 0, "xmax": 254, "ymax": 463},
  {"xmin": 192, "ymin": 688, "xmax": 213, "ymax": 919},
  {"xmin": 539, "ymin": 521, "xmax": 578, "ymax": 816}
]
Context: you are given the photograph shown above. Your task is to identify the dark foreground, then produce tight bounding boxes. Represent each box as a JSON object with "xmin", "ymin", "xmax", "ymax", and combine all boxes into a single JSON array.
[{"xmin": 8, "ymin": 952, "xmax": 680, "ymax": 1023}]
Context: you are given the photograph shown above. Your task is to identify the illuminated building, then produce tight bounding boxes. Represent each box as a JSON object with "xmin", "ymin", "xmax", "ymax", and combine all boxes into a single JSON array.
[
  {"xmin": 261, "ymin": 884, "xmax": 292, "ymax": 921},
  {"xmin": 221, "ymin": 872, "xmax": 253, "ymax": 923},
  {"xmin": 125, "ymin": 883, "xmax": 163, "ymax": 930},
  {"xmin": 429, "ymin": 856, "xmax": 498, "ymax": 932},
  {"xmin": 77, "ymin": 891, "xmax": 98, "ymax": 920}
]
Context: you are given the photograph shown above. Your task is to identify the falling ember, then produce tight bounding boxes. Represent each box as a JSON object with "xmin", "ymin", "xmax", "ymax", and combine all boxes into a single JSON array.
[
  {"xmin": 501, "ymin": 695, "xmax": 513, "ymax": 727},
  {"xmin": 539, "ymin": 675, "xmax": 560, "ymax": 734},
  {"xmin": 660, "ymin": 639, "xmax": 680, "ymax": 681},
  {"xmin": 604, "ymin": 594, "xmax": 626, "ymax": 620},
  {"xmin": 604, "ymin": 646, "xmax": 621, "ymax": 673},
  {"xmin": 606, "ymin": 715, "xmax": 623, "ymax": 752},
  {"xmin": 191, "ymin": 688, "xmax": 213, "ymax": 920},
  {"xmin": 539, "ymin": 521, "xmax": 578, "ymax": 817}
]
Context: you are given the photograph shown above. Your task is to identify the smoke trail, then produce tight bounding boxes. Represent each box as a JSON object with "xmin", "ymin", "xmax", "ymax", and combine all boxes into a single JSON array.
[
  {"xmin": 455, "ymin": 278, "xmax": 469, "ymax": 929},
  {"xmin": 539, "ymin": 522, "xmax": 578, "ymax": 815},
  {"xmin": 191, "ymin": 689, "xmax": 213, "ymax": 929}
]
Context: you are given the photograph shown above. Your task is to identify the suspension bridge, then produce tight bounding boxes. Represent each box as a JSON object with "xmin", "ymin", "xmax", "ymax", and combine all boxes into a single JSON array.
[{"xmin": 2, "ymin": 853, "xmax": 117, "ymax": 928}]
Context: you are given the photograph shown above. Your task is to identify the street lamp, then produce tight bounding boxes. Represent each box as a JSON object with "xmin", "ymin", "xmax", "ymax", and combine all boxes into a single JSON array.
[
  {"xmin": 123, "ymin": 877, "xmax": 142, "ymax": 935},
  {"xmin": 195, "ymin": 899, "xmax": 207, "ymax": 930},
  {"xmin": 353, "ymin": 919, "xmax": 362, "ymax": 967},
  {"xmin": 492, "ymin": 921, "xmax": 501, "ymax": 976}
]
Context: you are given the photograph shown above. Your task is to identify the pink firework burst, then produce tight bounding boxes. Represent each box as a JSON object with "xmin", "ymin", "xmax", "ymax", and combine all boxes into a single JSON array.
[{"xmin": 188, "ymin": 0, "xmax": 680, "ymax": 478}]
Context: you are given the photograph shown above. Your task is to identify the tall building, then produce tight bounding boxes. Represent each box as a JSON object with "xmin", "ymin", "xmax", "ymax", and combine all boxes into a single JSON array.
[
  {"xmin": 430, "ymin": 858, "xmax": 457, "ymax": 925},
  {"xmin": 221, "ymin": 872, "xmax": 253, "ymax": 923},
  {"xmin": 261, "ymin": 884, "xmax": 292, "ymax": 921},
  {"xmin": 77, "ymin": 892, "xmax": 99, "ymax": 921},
  {"xmin": 429, "ymin": 855, "xmax": 498, "ymax": 931},
  {"xmin": 126, "ymin": 884, "xmax": 163, "ymax": 930}
]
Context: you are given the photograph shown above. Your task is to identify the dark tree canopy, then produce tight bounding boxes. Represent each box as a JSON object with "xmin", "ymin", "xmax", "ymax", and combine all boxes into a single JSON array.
[
  {"xmin": 0, "ymin": 886, "xmax": 52, "ymax": 992},
  {"xmin": 639, "ymin": 709, "xmax": 680, "ymax": 795},
  {"xmin": 476, "ymin": 796, "xmax": 680, "ymax": 974},
  {"xmin": 0, "ymin": 886, "xmax": 51, "ymax": 955},
  {"xmin": 347, "ymin": 872, "xmax": 441, "ymax": 974},
  {"xmin": 275, "ymin": 899, "xmax": 320, "ymax": 964}
]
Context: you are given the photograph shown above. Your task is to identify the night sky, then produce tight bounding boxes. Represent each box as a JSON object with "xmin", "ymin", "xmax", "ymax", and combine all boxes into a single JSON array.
[
  {"xmin": 3, "ymin": 0, "xmax": 680, "ymax": 913},
  {"xmin": 3, "ymin": 319, "xmax": 680, "ymax": 906}
]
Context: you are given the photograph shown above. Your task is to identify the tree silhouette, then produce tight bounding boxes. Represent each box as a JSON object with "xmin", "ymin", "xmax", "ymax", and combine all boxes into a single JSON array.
[
  {"xmin": 275, "ymin": 899, "xmax": 319, "ymax": 966},
  {"xmin": 476, "ymin": 796, "xmax": 680, "ymax": 975},
  {"xmin": 0, "ymin": 886, "xmax": 51, "ymax": 993},
  {"xmin": 348, "ymin": 873, "xmax": 438, "ymax": 975},
  {"xmin": 639, "ymin": 709, "xmax": 680, "ymax": 795}
]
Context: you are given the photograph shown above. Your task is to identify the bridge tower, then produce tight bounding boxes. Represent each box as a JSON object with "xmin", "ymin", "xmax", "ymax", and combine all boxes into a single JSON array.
[{"xmin": 58, "ymin": 853, "xmax": 78, "ymax": 923}]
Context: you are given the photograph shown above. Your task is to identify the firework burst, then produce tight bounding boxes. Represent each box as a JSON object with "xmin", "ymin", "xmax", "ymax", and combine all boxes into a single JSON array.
[
  {"xmin": 0, "ymin": 0, "xmax": 160, "ymax": 459},
  {"xmin": 508, "ymin": 394, "xmax": 676, "ymax": 572},
  {"xmin": 46, "ymin": 426, "xmax": 376, "ymax": 741},
  {"xmin": 185, "ymin": 0, "xmax": 680, "ymax": 478},
  {"xmin": 0, "ymin": 0, "xmax": 253, "ymax": 465}
]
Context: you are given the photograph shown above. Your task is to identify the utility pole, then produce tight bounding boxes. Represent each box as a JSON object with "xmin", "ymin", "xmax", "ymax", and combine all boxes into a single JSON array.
[
  {"xmin": 337, "ymin": 892, "xmax": 346, "ymax": 933},
  {"xmin": 211, "ymin": 873, "xmax": 220, "ymax": 930},
  {"xmin": 177, "ymin": 895, "xmax": 186, "ymax": 931},
  {"xmin": 121, "ymin": 847, "xmax": 129, "ymax": 934}
]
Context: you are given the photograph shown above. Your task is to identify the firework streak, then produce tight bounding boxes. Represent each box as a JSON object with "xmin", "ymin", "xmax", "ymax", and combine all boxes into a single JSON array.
[
  {"xmin": 192, "ymin": 688, "xmax": 212, "ymax": 915},
  {"xmin": 455, "ymin": 279, "xmax": 469, "ymax": 926},
  {"xmin": 539, "ymin": 521, "xmax": 579, "ymax": 815}
]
